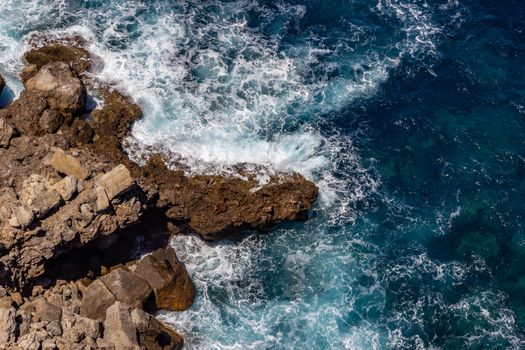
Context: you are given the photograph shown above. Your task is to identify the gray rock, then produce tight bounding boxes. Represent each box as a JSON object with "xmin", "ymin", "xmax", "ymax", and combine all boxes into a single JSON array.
[
  {"xmin": 39, "ymin": 109, "xmax": 63, "ymax": 134},
  {"xmin": 46, "ymin": 319, "xmax": 62, "ymax": 337},
  {"xmin": 100, "ymin": 268, "xmax": 153, "ymax": 310},
  {"xmin": 0, "ymin": 118, "xmax": 14, "ymax": 148},
  {"xmin": 103, "ymin": 302, "xmax": 140, "ymax": 350},
  {"xmin": 61, "ymin": 310, "xmax": 101, "ymax": 343},
  {"xmin": 30, "ymin": 297, "xmax": 62, "ymax": 322},
  {"xmin": 41, "ymin": 338, "xmax": 56, "ymax": 350},
  {"xmin": 79, "ymin": 279, "xmax": 116, "ymax": 320},
  {"xmin": 52, "ymin": 176, "xmax": 78, "ymax": 201},
  {"xmin": 95, "ymin": 164, "xmax": 135, "ymax": 201},
  {"xmin": 0, "ymin": 307, "xmax": 16, "ymax": 344},
  {"xmin": 19, "ymin": 174, "xmax": 62, "ymax": 219},
  {"xmin": 8, "ymin": 205, "xmax": 34, "ymax": 228}
]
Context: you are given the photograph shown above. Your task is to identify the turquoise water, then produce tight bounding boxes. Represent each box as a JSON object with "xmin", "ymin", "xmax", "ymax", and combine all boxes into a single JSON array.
[{"xmin": 1, "ymin": 0, "xmax": 525, "ymax": 348}]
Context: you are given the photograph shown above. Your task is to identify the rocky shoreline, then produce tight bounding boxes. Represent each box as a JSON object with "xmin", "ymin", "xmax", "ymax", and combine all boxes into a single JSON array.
[{"xmin": 0, "ymin": 41, "xmax": 318, "ymax": 349}]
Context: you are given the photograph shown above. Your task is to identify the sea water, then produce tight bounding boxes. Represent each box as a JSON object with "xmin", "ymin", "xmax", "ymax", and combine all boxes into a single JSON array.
[{"xmin": 1, "ymin": 0, "xmax": 524, "ymax": 348}]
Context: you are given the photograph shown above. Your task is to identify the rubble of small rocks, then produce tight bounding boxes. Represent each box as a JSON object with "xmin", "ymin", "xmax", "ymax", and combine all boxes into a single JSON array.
[{"xmin": 0, "ymin": 41, "xmax": 318, "ymax": 348}]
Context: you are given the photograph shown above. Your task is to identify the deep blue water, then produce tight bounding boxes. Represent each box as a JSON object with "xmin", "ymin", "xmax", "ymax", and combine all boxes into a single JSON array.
[{"xmin": 1, "ymin": 0, "xmax": 525, "ymax": 348}]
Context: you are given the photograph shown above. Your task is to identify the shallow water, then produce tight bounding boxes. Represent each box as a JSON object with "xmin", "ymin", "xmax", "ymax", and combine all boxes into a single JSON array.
[{"xmin": 1, "ymin": 0, "xmax": 525, "ymax": 348}]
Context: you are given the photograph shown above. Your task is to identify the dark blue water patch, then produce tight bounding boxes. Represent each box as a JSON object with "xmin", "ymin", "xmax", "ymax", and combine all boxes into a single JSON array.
[{"xmin": 0, "ymin": 83, "xmax": 15, "ymax": 108}]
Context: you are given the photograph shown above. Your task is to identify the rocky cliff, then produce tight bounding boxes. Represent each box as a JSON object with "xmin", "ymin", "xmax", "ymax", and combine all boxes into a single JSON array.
[{"xmin": 0, "ymin": 42, "xmax": 318, "ymax": 349}]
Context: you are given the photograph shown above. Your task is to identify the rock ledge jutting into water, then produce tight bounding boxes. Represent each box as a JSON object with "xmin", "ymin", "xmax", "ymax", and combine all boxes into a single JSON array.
[{"xmin": 0, "ymin": 41, "xmax": 318, "ymax": 349}]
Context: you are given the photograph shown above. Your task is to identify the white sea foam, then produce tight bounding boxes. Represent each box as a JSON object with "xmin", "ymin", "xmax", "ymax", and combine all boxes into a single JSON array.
[
  {"xmin": 1, "ymin": 1, "xmax": 497, "ymax": 350},
  {"xmin": 0, "ymin": 0, "xmax": 440, "ymax": 213}
]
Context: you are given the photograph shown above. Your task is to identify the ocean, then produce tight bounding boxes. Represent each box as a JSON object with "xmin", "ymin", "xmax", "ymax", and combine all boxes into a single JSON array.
[{"xmin": 1, "ymin": 0, "xmax": 524, "ymax": 348}]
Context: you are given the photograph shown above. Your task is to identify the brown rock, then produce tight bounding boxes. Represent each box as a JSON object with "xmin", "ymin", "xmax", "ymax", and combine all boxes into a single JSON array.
[
  {"xmin": 131, "ymin": 308, "xmax": 183, "ymax": 350},
  {"xmin": 79, "ymin": 279, "xmax": 116, "ymax": 320},
  {"xmin": 0, "ymin": 307, "xmax": 16, "ymax": 344},
  {"xmin": 0, "ymin": 118, "xmax": 14, "ymax": 147},
  {"xmin": 52, "ymin": 176, "xmax": 78, "ymax": 201},
  {"xmin": 49, "ymin": 149, "xmax": 89, "ymax": 180},
  {"xmin": 102, "ymin": 302, "xmax": 140, "ymax": 350},
  {"xmin": 39, "ymin": 109, "xmax": 63, "ymax": 134},
  {"xmin": 95, "ymin": 164, "xmax": 135, "ymax": 201},
  {"xmin": 29, "ymin": 297, "xmax": 62, "ymax": 322},
  {"xmin": 134, "ymin": 247, "xmax": 194, "ymax": 311},
  {"xmin": 95, "ymin": 186, "xmax": 110, "ymax": 213},
  {"xmin": 25, "ymin": 61, "xmax": 86, "ymax": 114},
  {"xmin": 100, "ymin": 268, "xmax": 153, "ymax": 310},
  {"xmin": 24, "ymin": 44, "xmax": 92, "ymax": 77},
  {"xmin": 19, "ymin": 174, "xmax": 62, "ymax": 219}
]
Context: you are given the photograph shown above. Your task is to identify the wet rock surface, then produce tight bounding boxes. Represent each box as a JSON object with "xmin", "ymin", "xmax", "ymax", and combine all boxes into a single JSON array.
[{"xmin": 0, "ymin": 41, "xmax": 318, "ymax": 348}]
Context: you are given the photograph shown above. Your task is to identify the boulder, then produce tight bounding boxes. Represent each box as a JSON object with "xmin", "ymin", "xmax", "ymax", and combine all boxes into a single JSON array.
[
  {"xmin": 49, "ymin": 149, "xmax": 89, "ymax": 180},
  {"xmin": 0, "ymin": 307, "xmax": 16, "ymax": 344},
  {"xmin": 61, "ymin": 309, "xmax": 101, "ymax": 343},
  {"xmin": 79, "ymin": 280, "xmax": 116, "ymax": 320},
  {"xmin": 39, "ymin": 109, "xmax": 63, "ymax": 133},
  {"xmin": 100, "ymin": 268, "xmax": 153, "ymax": 310},
  {"xmin": 134, "ymin": 247, "xmax": 195, "ymax": 311},
  {"xmin": 131, "ymin": 308, "xmax": 183, "ymax": 350},
  {"xmin": 7, "ymin": 205, "xmax": 34, "ymax": 229},
  {"xmin": 95, "ymin": 186, "xmax": 110, "ymax": 213},
  {"xmin": 102, "ymin": 302, "xmax": 140, "ymax": 350},
  {"xmin": 95, "ymin": 164, "xmax": 135, "ymax": 201},
  {"xmin": 28, "ymin": 297, "xmax": 62, "ymax": 322},
  {"xmin": 19, "ymin": 174, "xmax": 62, "ymax": 219},
  {"xmin": 0, "ymin": 118, "xmax": 14, "ymax": 148},
  {"xmin": 52, "ymin": 176, "xmax": 78, "ymax": 201},
  {"xmin": 25, "ymin": 61, "xmax": 86, "ymax": 114}
]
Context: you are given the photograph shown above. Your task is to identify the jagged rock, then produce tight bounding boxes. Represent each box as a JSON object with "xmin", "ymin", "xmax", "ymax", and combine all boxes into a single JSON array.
[
  {"xmin": 95, "ymin": 164, "xmax": 135, "ymax": 201},
  {"xmin": 27, "ymin": 297, "xmax": 62, "ymax": 322},
  {"xmin": 17, "ymin": 311, "xmax": 32, "ymax": 339},
  {"xmin": 61, "ymin": 309, "xmax": 101, "ymax": 344},
  {"xmin": 39, "ymin": 109, "xmax": 63, "ymax": 134},
  {"xmin": 49, "ymin": 149, "xmax": 89, "ymax": 180},
  {"xmin": 100, "ymin": 268, "xmax": 153, "ymax": 310},
  {"xmin": 41, "ymin": 338, "xmax": 56, "ymax": 350},
  {"xmin": 134, "ymin": 247, "xmax": 194, "ymax": 311},
  {"xmin": 131, "ymin": 308, "xmax": 183, "ymax": 350},
  {"xmin": 17, "ymin": 330, "xmax": 47, "ymax": 350},
  {"xmin": 0, "ymin": 118, "xmax": 14, "ymax": 148},
  {"xmin": 46, "ymin": 319, "xmax": 62, "ymax": 336},
  {"xmin": 8, "ymin": 205, "xmax": 34, "ymax": 229},
  {"xmin": 52, "ymin": 176, "xmax": 78, "ymax": 201},
  {"xmin": 25, "ymin": 62, "xmax": 86, "ymax": 114},
  {"xmin": 25, "ymin": 44, "xmax": 92, "ymax": 77},
  {"xmin": 0, "ymin": 307, "xmax": 16, "ymax": 344},
  {"xmin": 19, "ymin": 174, "xmax": 62, "ymax": 219},
  {"xmin": 95, "ymin": 186, "xmax": 110, "ymax": 213},
  {"xmin": 20, "ymin": 64, "xmax": 39, "ymax": 84},
  {"xmin": 0, "ymin": 74, "xmax": 4, "ymax": 96},
  {"xmin": 102, "ymin": 302, "xmax": 140, "ymax": 350},
  {"xmin": 79, "ymin": 280, "xmax": 116, "ymax": 321},
  {"xmin": 0, "ymin": 42, "xmax": 319, "ymax": 349}
]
